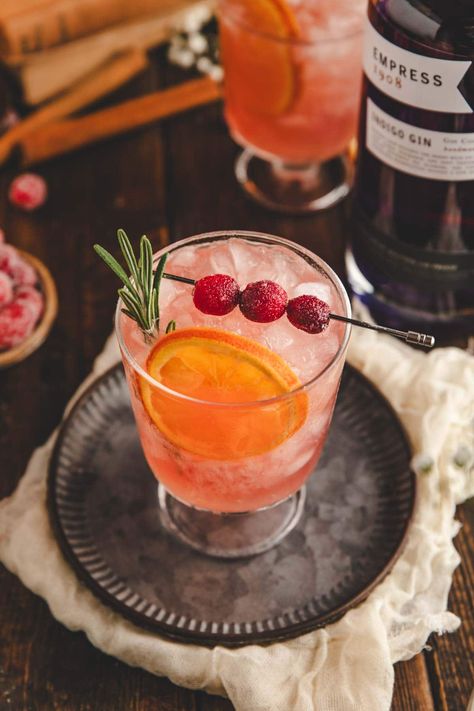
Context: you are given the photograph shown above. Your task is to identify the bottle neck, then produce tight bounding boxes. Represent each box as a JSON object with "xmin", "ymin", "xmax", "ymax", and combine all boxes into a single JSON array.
[
  {"xmin": 383, "ymin": 0, "xmax": 474, "ymax": 21},
  {"xmin": 376, "ymin": 0, "xmax": 474, "ymax": 51},
  {"xmin": 416, "ymin": 0, "xmax": 474, "ymax": 21},
  {"xmin": 416, "ymin": 0, "xmax": 474, "ymax": 48}
]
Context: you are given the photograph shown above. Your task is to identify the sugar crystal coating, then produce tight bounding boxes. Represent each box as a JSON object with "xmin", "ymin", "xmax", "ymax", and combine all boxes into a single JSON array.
[
  {"xmin": 0, "ymin": 238, "xmax": 43, "ymax": 350},
  {"xmin": 0, "ymin": 243, "xmax": 21, "ymax": 275},
  {"xmin": 286, "ymin": 294, "xmax": 330, "ymax": 334},
  {"xmin": 16, "ymin": 285, "xmax": 44, "ymax": 322},
  {"xmin": 0, "ymin": 300, "xmax": 37, "ymax": 349},
  {"xmin": 0, "ymin": 243, "xmax": 37, "ymax": 285},
  {"xmin": 193, "ymin": 274, "xmax": 240, "ymax": 315},
  {"xmin": 0, "ymin": 271, "xmax": 13, "ymax": 308},
  {"xmin": 8, "ymin": 173, "xmax": 47, "ymax": 212},
  {"xmin": 239, "ymin": 280, "xmax": 288, "ymax": 323},
  {"xmin": 10, "ymin": 258, "xmax": 37, "ymax": 285}
]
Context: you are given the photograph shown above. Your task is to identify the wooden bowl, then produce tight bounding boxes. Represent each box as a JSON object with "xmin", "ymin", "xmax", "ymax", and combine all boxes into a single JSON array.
[{"xmin": 0, "ymin": 251, "xmax": 58, "ymax": 369}]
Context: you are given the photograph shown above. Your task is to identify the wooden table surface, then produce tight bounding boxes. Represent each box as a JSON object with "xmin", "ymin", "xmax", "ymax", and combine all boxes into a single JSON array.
[{"xmin": 0, "ymin": 52, "xmax": 473, "ymax": 711}]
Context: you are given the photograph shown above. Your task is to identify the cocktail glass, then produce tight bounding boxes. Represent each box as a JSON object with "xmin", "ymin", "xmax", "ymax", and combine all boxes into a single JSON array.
[
  {"xmin": 116, "ymin": 231, "xmax": 351, "ymax": 557},
  {"xmin": 218, "ymin": 0, "xmax": 365, "ymax": 213}
]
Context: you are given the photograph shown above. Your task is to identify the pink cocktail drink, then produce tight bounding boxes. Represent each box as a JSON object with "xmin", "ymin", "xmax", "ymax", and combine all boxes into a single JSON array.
[
  {"xmin": 117, "ymin": 232, "xmax": 350, "ymax": 516},
  {"xmin": 220, "ymin": 0, "xmax": 365, "ymax": 163},
  {"xmin": 218, "ymin": 0, "xmax": 365, "ymax": 211}
]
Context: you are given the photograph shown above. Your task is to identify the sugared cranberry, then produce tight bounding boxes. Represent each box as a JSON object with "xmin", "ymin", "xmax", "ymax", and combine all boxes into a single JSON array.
[
  {"xmin": 239, "ymin": 280, "xmax": 287, "ymax": 323},
  {"xmin": 0, "ymin": 243, "xmax": 37, "ymax": 285},
  {"xmin": 287, "ymin": 295, "xmax": 330, "ymax": 334},
  {"xmin": 8, "ymin": 173, "xmax": 47, "ymax": 212},
  {"xmin": 0, "ymin": 300, "xmax": 37, "ymax": 349},
  {"xmin": 0, "ymin": 243, "xmax": 21, "ymax": 275},
  {"xmin": 0, "ymin": 272, "xmax": 13, "ymax": 308},
  {"xmin": 193, "ymin": 274, "xmax": 240, "ymax": 315},
  {"xmin": 11, "ymin": 259, "xmax": 37, "ymax": 286},
  {"xmin": 16, "ymin": 285, "xmax": 44, "ymax": 322}
]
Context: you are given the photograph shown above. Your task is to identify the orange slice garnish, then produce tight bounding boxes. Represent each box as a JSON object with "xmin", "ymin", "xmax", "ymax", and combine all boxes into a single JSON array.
[
  {"xmin": 140, "ymin": 327, "xmax": 308, "ymax": 460},
  {"xmin": 220, "ymin": 0, "xmax": 300, "ymax": 116}
]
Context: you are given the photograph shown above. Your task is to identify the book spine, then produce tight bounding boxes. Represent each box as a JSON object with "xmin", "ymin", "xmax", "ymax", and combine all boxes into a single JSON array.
[{"xmin": 0, "ymin": 0, "xmax": 177, "ymax": 56}]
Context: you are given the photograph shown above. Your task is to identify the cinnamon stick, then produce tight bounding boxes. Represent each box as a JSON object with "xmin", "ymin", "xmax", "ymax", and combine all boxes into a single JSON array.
[
  {"xmin": 0, "ymin": 48, "xmax": 148, "ymax": 165},
  {"xmin": 0, "ymin": 0, "xmax": 56, "ymax": 22},
  {"xmin": 21, "ymin": 77, "xmax": 222, "ymax": 166}
]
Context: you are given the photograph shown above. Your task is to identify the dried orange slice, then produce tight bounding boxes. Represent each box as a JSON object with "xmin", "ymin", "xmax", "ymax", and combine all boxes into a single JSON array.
[
  {"xmin": 220, "ymin": 0, "xmax": 300, "ymax": 116},
  {"xmin": 140, "ymin": 327, "xmax": 308, "ymax": 460}
]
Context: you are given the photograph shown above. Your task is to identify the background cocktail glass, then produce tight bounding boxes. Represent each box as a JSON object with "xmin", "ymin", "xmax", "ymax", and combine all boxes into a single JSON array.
[
  {"xmin": 218, "ymin": 0, "xmax": 365, "ymax": 213},
  {"xmin": 116, "ymin": 231, "xmax": 351, "ymax": 557}
]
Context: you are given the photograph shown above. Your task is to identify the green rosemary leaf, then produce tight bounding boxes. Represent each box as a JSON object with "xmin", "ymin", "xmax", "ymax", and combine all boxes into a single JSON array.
[
  {"xmin": 140, "ymin": 235, "xmax": 153, "ymax": 304},
  {"xmin": 118, "ymin": 287, "xmax": 140, "ymax": 313},
  {"xmin": 153, "ymin": 253, "xmax": 168, "ymax": 317},
  {"xmin": 118, "ymin": 283, "xmax": 143, "ymax": 313},
  {"xmin": 96, "ymin": 232, "xmax": 173, "ymax": 339},
  {"xmin": 147, "ymin": 287, "xmax": 156, "ymax": 327},
  {"xmin": 117, "ymin": 229, "xmax": 140, "ymax": 284},
  {"xmin": 93, "ymin": 244, "xmax": 137, "ymax": 293},
  {"xmin": 166, "ymin": 320, "xmax": 176, "ymax": 334},
  {"xmin": 153, "ymin": 253, "xmax": 168, "ymax": 289},
  {"xmin": 119, "ymin": 288, "xmax": 148, "ymax": 330}
]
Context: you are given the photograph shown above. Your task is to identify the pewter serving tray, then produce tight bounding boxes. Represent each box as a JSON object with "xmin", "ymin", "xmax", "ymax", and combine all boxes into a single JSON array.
[{"xmin": 48, "ymin": 364, "xmax": 415, "ymax": 647}]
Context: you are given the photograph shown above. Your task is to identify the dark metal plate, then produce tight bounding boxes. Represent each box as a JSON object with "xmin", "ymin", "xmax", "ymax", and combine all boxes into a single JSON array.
[{"xmin": 48, "ymin": 364, "xmax": 415, "ymax": 647}]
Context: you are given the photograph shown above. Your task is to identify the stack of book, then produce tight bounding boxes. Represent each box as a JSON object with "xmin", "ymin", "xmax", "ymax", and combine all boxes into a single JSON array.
[{"xmin": 0, "ymin": 0, "xmax": 214, "ymax": 104}]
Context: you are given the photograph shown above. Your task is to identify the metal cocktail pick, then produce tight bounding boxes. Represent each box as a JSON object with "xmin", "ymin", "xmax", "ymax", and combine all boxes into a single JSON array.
[
  {"xmin": 162, "ymin": 273, "xmax": 436, "ymax": 348},
  {"xmin": 329, "ymin": 313, "xmax": 435, "ymax": 348}
]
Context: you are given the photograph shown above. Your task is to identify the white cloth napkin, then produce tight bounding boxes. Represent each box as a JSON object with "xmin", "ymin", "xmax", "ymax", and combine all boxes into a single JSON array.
[{"xmin": 1, "ymin": 329, "xmax": 473, "ymax": 711}]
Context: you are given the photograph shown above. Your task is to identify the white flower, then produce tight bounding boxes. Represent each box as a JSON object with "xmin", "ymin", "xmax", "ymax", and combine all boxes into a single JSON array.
[
  {"xmin": 412, "ymin": 453, "xmax": 434, "ymax": 475},
  {"xmin": 208, "ymin": 65, "xmax": 224, "ymax": 82},
  {"xmin": 188, "ymin": 32, "xmax": 208, "ymax": 54},
  {"xmin": 196, "ymin": 56, "xmax": 213, "ymax": 74},
  {"xmin": 167, "ymin": 46, "xmax": 195, "ymax": 69},
  {"xmin": 453, "ymin": 445, "xmax": 473, "ymax": 469}
]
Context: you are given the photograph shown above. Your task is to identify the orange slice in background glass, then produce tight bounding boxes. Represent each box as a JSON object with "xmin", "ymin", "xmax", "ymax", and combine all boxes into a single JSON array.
[
  {"xmin": 140, "ymin": 327, "xmax": 308, "ymax": 460},
  {"xmin": 220, "ymin": 0, "xmax": 300, "ymax": 116}
]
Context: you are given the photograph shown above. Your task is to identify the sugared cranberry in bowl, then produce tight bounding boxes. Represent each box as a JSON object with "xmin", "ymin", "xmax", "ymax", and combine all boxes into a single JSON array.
[
  {"xmin": 0, "ymin": 271, "xmax": 13, "ymax": 308},
  {"xmin": 0, "ymin": 235, "xmax": 57, "ymax": 368}
]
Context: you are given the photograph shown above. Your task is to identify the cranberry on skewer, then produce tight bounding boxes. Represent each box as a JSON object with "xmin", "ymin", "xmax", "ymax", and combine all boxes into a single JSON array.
[
  {"xmin": 239, "ymin": 280, "xmax": 288, "ymax": 323},
  {"xmin": 170, "ymin": 272, "xmax": 435, "ymax": 348},
  {"xmin": 193, "ymin": 274, "xmax": 240, "ymax": 316}
]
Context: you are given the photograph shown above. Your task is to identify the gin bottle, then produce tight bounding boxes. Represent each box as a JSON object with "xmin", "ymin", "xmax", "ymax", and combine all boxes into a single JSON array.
[{"xmin": 348, "ymin": 0, "xmax": 474, "ymax": 340}]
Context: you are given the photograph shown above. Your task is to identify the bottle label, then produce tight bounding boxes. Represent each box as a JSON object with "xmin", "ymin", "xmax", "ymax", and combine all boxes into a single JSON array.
[
  {"xmin": 363, "ymin": 19, "xmax": 473, "ymax": 114},
  {"xmin": 366, "ymin": 99, "xmax": 474, "ymax": 180}
]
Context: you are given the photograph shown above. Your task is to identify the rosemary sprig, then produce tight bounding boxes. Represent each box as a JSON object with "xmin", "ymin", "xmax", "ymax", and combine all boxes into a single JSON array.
[{"xmin": 94, "ymin": 229, "xmax": 175, "ymax": 340}]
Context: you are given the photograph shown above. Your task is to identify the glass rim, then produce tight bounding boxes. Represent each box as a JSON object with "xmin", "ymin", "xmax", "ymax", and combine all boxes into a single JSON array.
[
  {"xmin": 217, "ymin": 1, "xmax": 364, "ymax": 47},
  {"xmin": 115, "ymin": 230, "xmax": 352, "ymax": 408}
]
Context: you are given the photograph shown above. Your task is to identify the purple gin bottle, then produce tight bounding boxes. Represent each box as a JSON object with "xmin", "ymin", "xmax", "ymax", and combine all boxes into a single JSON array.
[{"xmin": 348, "ymin": 0, "xmax": 474, "ymax": 340}]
